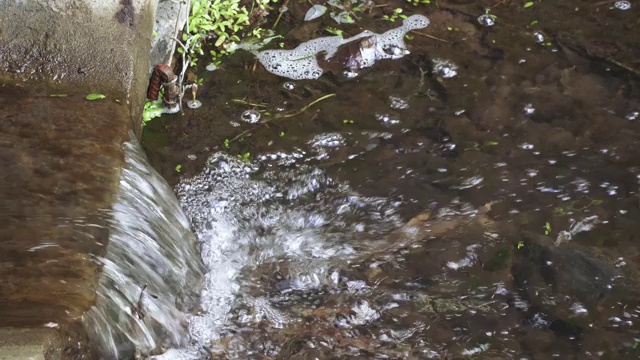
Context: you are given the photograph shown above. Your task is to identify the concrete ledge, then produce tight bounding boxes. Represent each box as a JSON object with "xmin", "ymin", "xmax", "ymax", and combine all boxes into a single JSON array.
[
  {"xmin": 0, "ymin": 0, "xmax": 158, "ymax": 130},
  {"xmin": 0, "ymin": 328, "xmax": 63, "ymax": 360},
  {"xmin": 0, "ymin": 0, "xmax": 164, "ymax": 358}
]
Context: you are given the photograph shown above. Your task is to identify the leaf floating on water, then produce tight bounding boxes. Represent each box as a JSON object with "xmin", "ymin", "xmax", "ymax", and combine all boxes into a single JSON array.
[
  {"xmin": 304, "ymin": 4, "xmax": 327, "ymax": 21},
  {"xmin": 86, "ymin": 93, "xmax": 106, "ymax": 100}
]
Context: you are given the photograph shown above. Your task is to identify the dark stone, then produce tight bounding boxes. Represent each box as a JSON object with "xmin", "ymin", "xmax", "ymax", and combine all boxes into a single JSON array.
[{"xmin": 116, "ymin": 0, "xmax": 137, "ymax": 29}]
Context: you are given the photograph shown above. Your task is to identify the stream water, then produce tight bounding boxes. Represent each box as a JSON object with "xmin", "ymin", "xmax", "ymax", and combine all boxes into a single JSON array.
[
  {"xmin": 84, "ymin": 138, "xmax": 202, "ymax": 358},
  {"xmin": 140, "ymin": 0, "xmax": 640, "ymax": 359}
]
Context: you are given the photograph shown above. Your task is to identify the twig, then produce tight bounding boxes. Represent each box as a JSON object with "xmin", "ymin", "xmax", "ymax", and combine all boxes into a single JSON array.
[
  {"xmin": 412, "ymin": 31, "xmax": 449, "ymax": 43},
  {"xmin": 272, "ymin": 0, "xmax": 290, "ymax": 29},
  {"xmin": 229, "ymin": 93, "xmax": 336, "ymax": 142},
  {"xmin": 133, "ymin": 284, "xmax": 148, "ymax": 319},
  {"xmin": 230, "ymin": 98, "xmax": 269, "ymax": 107}
]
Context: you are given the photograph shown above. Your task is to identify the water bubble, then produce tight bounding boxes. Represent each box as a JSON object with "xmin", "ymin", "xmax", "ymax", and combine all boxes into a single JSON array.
[
  {"xmin": 304, "ymin": 4, "xmax": 326, "ymax": 21},
  {"xmin": 477, "ymin": 14, "xmax": 496, "ymax": 27},
  {"xmin": 524, "ymin": 103, "xmax": 535, "ymax": 115},
  {"xmin": 389, "ymin": 96, "xmax": 409, "ymax": 110},
  {"xmin": 376, "ymin": 113, "xmax": 400, "ymax": 125},
  {"xmin": 230, "ymin": 121, "xmax": 241, "ymax": 127},
  {"xmin": 188, "ymin": 154, "xmax": 197, "ymax": 161},
  {"xmin": 241, "ymin": 109, "xmax": 261, "ymax": 123},
  {"xmin": 625, "ymin": 111, "xmax": 639, "ymax": 121},
  {"xmin": 519, "ymin": 143, "xmax": 534, "ymax": 150},
  {"xmin": 533, "ymin": 32, "xmax": 545, "ymax": 44},
  {"xmin": 432, "ymin": 58, "xmax": 458, "ymax": 79},
  {"xmin": 282, "ymin": 82, "xmax": 295, "ymax": 91},
  {"xmin": 343, "ymin": 70, "xmax": 359, "ymax": 78},
  {"xmin": 206, "ymin": 63, "xmax": 218, "ymax": 71},
  {"xmin": 187, "ymin": 100, "xmax": 202, "ymax": 109},
  {"xmin": 614, "ymin": 1, "xmax": 631, "ymax": 10}
]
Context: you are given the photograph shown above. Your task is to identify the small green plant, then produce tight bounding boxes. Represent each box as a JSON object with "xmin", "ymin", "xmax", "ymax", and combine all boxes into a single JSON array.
[
  {"xmin": 143, "ymin": 100, "xmax": 164, "ymax": 124},
  {"xmin": 517, "ymin": 241, "xmax": 524, "ymax": 250},
  {"xmin": 86, "ymin": 93, "xmax": 106, "ymax": 100},
  {"xmin": 175, "ymin": 164, "xmax": 182, "ymax": 173},
  {"xmin": 325, "ymin": 27, "xmax": 344, "ymax": 37},
  {"xmin": 407, "ymin": 0, "xmax": 430, "ymax": 6},
  {"xmin": 544, "ymin": 222, "xmax": 552, "ymax": 236},
  {"xmin": 383, "ymin": 8, "xmax": 407, "ymax": 22},
  {"xmin": 224, "ymin": 138, "xmax": 230, "ymax": 148}
]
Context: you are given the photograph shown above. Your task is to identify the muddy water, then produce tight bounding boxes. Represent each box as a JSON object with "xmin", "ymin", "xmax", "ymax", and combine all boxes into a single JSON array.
[{"xmin": 144, "ymin": 0, "xmax": 640, "ymax": 358}]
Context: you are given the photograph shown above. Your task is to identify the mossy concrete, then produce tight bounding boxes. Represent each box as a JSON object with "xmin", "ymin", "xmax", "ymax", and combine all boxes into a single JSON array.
[{"xmin": 0, "ymin": 0, "xmax": 167, "ymax": 358}]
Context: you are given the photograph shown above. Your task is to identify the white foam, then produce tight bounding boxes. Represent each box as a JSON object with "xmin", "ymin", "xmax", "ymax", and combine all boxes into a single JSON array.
[{"xmin": 256, "ymin": 14, "xmax": 429, "ymax": 80}]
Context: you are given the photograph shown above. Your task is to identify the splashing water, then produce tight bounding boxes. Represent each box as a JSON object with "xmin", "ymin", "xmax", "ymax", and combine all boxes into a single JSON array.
[
  {"xmin": 149, "ymin": 153, "xmax": 402, "ymax": 358},
  {"xmin": 83, "ymin": 137, "xmax": 203, "ymax": 358}
]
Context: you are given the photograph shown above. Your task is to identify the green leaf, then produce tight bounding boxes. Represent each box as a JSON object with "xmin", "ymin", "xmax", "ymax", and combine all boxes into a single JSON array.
[
  {"xmin": 86, "ymin": 93, "xmax": 106, "ymax": 100},
  {"xmin": 524, "ymin": 1, "xmax": 534, "ymax": 8},
  {"xmin": 529, "ymin": 19, "xmax": 538, "ymax": 26},
  {"xmin": 214, "ymin": 34, "xmax": 227, "ymax": 47},
  {"xmin": 175, "ymin": 164, "xmax": 182, "ymax": 173},
  {"xmin": 50, "ymin": 94, "xmax": 68, "ymax": 98}
]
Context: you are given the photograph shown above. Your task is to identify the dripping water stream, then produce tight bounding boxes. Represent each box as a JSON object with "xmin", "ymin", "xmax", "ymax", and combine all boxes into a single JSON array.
[{"xmin": 84, "ymin": 137, "xmax": 203, "ymax": 358}]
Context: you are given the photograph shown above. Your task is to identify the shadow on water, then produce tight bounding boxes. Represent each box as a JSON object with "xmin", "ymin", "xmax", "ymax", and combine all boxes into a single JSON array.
[{"xmin": 143, "ymin": 0, "xmax": 640, "ymax": 358}]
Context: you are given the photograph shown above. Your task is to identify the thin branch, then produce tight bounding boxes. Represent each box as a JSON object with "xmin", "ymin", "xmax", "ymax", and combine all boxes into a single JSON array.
[
  {"xmin": 412, "ymin": 31, "xmax": 449, "ymax": 43},
  {"xmin": 229, "ymin": 93, "xmax": 336, "ymax": 143}
]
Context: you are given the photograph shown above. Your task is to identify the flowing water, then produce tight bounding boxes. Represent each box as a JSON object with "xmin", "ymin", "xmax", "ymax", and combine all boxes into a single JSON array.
[
  {"xmin": 141, "ymin": 0, "xmax": 640, "ymax": 358},
  {"xmin": 84, "ymin": 137, "xmax": 203, "ymax": 358}
]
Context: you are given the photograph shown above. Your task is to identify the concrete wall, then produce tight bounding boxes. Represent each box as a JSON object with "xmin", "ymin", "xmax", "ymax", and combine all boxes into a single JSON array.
[
  {"xmin": 0, "ymin": 0, "xmax": 169, "ymax": 357},
  {"xmin": 0, "ymin": 0, "xmax": 157, "ymax": 130}
]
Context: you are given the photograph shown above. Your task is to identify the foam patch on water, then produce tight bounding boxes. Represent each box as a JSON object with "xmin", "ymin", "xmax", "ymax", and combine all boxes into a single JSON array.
[
  {"xmin": 256, "ymin": 14, "xmax": 429, "ymax": 80},
  {"xmin": 158, "ymin": 153, "xmax": 402, "ymax": 359}
]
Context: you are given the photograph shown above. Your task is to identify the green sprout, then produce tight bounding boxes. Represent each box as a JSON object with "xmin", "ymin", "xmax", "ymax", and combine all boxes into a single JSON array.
[
  {"xmin": 517, "ymin": 241, "xmax": 524, "ymax": 250},
  {"xmin": 544, "ymin": 222, "xmax": 552, "ymax": 236},
  {"xmin": 142, "ymin": 100, "xmax": 164, "ymax": 124},
  {"xmin": 523, "ymin": 1, "xmax": 534, "ymax": 8},
  {"xmin": 383, "ymin": 8, "xmax": 407, "ymax": 22},
  {"xmin": 325, "ymin": 27, "xmax": 344, "ymax": 37},
  {"xmin": 279, "ymin": 131, "xmax": 286, "ymax": 137},
  {"xmin": 175, "ymin": 164, "xmax": 182, "ymax": 173},
  {"xmin": 86, "ymin": 93, "xmax": 106, "ymax": 100},
  {"xmin": 224, "ymin": 138, "xmax": 230, "ymax": 148},
  {"xmin": 406, "ymin": 0, "xmax": 430, "ymax": 6},
  {"xmin": 342, "ymin": 119, "xmax": 355, "ymax": 124}
]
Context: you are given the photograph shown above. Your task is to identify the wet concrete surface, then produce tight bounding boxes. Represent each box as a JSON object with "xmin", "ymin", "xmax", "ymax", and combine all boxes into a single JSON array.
[
  {"xmin": 0, "ymin": 0, "xmax": 161, "ymax": 357},
  {"xmin": 0, "ymin": 84, "xmax": 129, "ymax": 326}
]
